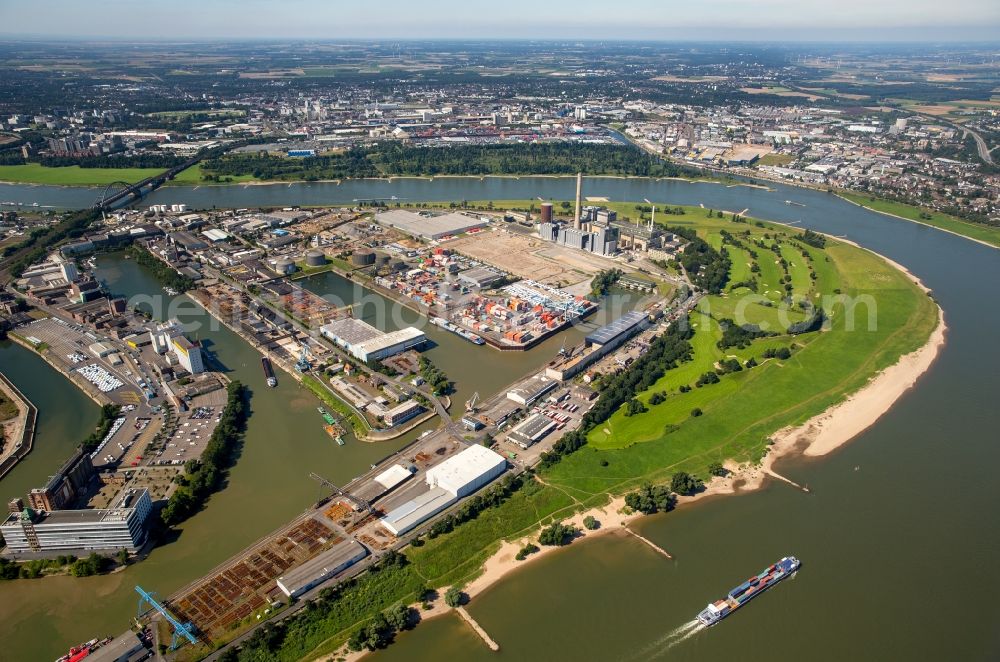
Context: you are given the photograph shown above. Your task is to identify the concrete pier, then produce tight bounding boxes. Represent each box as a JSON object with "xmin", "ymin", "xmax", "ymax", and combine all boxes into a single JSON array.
[
  {"xmin": 457, "ymin": 606, "xmax": 500, "ymax": 651},
  {"xmin": 625, "ymin": 526, "xmax": 674, "ymax": 560}
]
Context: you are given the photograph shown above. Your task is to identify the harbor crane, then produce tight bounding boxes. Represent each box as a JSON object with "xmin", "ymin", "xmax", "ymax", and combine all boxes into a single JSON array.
[
  {"xmin": 294, "ymin": 339, "xmax": 312, "ymax": 373},
  {"xmin": 135, "ymin": 585, "xmax": 198, "ymax": 650},
  {"xmin": 309, "ymin": 472, "xmax": 374, "ymax": 516},
  {"xmin": 465, "ymin": 391, "xmax": 480, "ymax": 412}
]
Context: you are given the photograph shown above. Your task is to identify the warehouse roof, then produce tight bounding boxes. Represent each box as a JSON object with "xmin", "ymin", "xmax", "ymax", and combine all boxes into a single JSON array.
[
  {"xmin": 586, "ymin": 311, "xmax": 648, "ymax": 347},
  {"xmin": 376, "ymin": 209, "xmax": 488, "ymax": 240},
  {"xmin": 320, "ymin": 318, "xmax": 383, "ymax": 346},
  {"xmin": 374, "ymin": 464, "xmax": 414, "ymax": 490},
  {"xmin": 275, "ymin": 538, "xmax": 367, "ymax": 597},
  {"xmin": 425, "ymin": 445, "xmax": 506, "ymax": 491},
  {"xmin": 380, "ymin": 487, "xmax": 456, "ymax": 536},
  {"xmin": 353, "ymin": 327, "xmax": 425, "ymax": 357}
]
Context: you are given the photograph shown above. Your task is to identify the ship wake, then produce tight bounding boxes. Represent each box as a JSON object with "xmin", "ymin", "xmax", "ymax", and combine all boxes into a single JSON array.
[{"xmin": 626, "ymin": 619, "xmax": 705, "ymax": 661}]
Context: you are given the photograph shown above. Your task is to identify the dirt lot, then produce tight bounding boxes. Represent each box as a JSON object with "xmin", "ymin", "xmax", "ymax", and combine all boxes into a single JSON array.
[{"xmin": 448, "ymin": 229, "xmax": 607, "ymax": 287}]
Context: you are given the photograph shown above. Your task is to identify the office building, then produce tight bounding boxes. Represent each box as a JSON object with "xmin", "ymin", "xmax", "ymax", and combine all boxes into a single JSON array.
[{"xmin": 2, "ymin": 489, "xmax": 153, "ymax": 555}]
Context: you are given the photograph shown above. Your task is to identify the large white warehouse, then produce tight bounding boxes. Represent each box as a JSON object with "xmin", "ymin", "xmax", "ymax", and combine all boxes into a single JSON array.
[
  {"xmin": 380, "ymin": 445, "xmax": 507, "ymax": 536},
  {"xmin": 425, "ymin": 444, "xmax": 507, "ymax": 497}
]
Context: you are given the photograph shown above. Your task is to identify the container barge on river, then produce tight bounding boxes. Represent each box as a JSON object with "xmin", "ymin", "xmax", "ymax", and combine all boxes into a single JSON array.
[
  {"xmin": 429, "ymin": 316, "xmax": 485, "ymax": 345},
  {"xmin": 697, "ymin": 556, "xmax": 801, "ymax": 626},
  {"xmin": 262, "ymin": 356, "xmax": 277, "ymax": 387}
]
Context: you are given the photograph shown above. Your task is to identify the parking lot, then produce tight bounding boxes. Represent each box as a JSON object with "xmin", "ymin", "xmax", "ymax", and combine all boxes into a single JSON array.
[{"xmin": 21, "ymin": 317, "xmax": 143, "ymax": 406}]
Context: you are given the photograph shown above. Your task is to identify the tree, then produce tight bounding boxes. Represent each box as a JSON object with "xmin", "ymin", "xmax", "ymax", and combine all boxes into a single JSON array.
[
  {"xmin": 444, "ymin": 586, "xmax": 465, "ymax": 608},
  {"xmin": 691, "ymin": 408, "xmax": 703, "ymax": 417},
  {"xmin": 671, "ymin": 472, "xmax": 702, "ymax": 496},
  {"xmin": 583, "ymin": 515, "xmax": 599, "ymax": 530},
  {"xmin": 708, "ymin": 462, "xmax": 726, "ymax": 477},
  {"xmin": 624, "ymin": 483, "xmax": 675, "ymax": 514},
  {"xmin": 624, "ymin": 398, "xmax": 647, "ymax": 416},
  {"xmin": 538, "ymin": 522, "xmax": 577, "ymax": 546},
  {"xmin": 515, "ymin": 543, "xmax": 540, "ymax": 561},
  {"xmin": 116, "ymin": 548, "xmax": 129, "ymax": 566},
  {"xmin": 385, "ymin": 604, "xmax": 414, "ymax": 632},
  {"xmin": 649, "ymin": 391, "xmax": 666, "ymax": 405}
]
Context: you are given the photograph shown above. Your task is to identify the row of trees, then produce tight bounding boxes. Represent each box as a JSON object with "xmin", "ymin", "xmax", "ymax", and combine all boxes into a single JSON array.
[
  {"xmin": 81, "ymin": 404, "xmax": 121, "ymax": 453},
  {"xmin": 199, "ymin": 142, "xmax": 701, "ymax": 182},
  {"xmin": 426, "ymin": 473, "xmax": 529, "ymax": 539},
  {"xmin": 127, "ymin": 245, "xmax": 195, "ymax": 293},
  {"xmin": 418, "ymin": 356, "xmax": 453, "ymax": 396},
  {"xmin": 161, "ymin": 382, "xmax": 248, "ymax": 526},
  {"xmin": 589, "ymin": 268, "xmax": 623, "ymax": 298}
]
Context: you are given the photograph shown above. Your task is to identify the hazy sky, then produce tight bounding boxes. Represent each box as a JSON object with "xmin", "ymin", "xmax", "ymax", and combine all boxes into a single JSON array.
[{"xmin": 2, "ymin": 0, "xmax": 999, "ymax": 41}]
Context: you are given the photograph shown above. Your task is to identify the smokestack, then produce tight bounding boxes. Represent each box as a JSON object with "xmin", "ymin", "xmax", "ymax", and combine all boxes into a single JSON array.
[
  {"xmin": 574, "ymin": 172, "xmax": 582, "ymax": 229},
  {"xmin": 649, "ymin": 204, "xmax": 655, "ymax": 232}
]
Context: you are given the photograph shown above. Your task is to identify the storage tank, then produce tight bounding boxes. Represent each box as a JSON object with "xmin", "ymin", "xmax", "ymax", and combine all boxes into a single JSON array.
[
  {"xmin": 305, "ymin": 249, "xmax": 326, "ymax": 267},
  {"xmin": 274, "ymin": 258, "xmax": 296, "ymax": 275},
  {"xmin": 352, "ymin": 249, "xmax": 376, "ymax": 267},
  {"xmin": 540, "ymin": 202, "xmax": 553, "ymax": 223}
]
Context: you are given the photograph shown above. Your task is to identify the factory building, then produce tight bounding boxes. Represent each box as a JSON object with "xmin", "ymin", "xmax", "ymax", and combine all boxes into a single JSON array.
[
  {"xmin": 537, "ymin": 222, "xmax": 619, "ymax": 257},
  {"xmin": 507, "ymin": 413, "xmax": 558, "ymax": 449},
  {"xmin": 506, "ymin": 374, "xmax": 558, "ymax": 406},
  {"xmin": 545, "ymin": 311, "xmax": 653, "ymax": 381},
  {"xmin": 172, "ymin": 336, "xmax": 205, "ymax": 374},
  {"xmin": 457, "ymin": 266, "xmax": 503, "ymax": 288},
  {"xmin": 2, "ymin": 489, "xmax": 153, "ymax": 556},
  {"xmin": 383, "ymin": 400, "xmax": 424, "ymax": 426},
  {"xmin": 381, "ymin": 446, "xmax": 507, "ymax": 536},
  {"xmin": 27, "ymin": 449, "xmax": 96, "ymax": 512},
  {"xmin": 376, "ymin": 209, "xmax": 488, "ymax": 240},
  {"xmin": 586, "ymin": 310, "xmax": 651, "ymax": 351},
  {"xmin": 320, "ymin": 318, "xmax": 426, "ymax": 363},
  {"xmin": 275, "ymin": 539, "xmax": 368, "ymax": 599}
]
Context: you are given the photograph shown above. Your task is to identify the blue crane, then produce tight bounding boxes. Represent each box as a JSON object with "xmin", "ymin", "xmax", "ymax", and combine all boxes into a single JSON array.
[{"xmin": 135, "ymin": 585, "xmax": 198, "ymax": 650}]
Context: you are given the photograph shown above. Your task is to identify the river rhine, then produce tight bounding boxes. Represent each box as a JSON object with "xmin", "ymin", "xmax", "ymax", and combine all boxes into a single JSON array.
[{"xmin": 1, "ymin": 176, "xmax": 998, "ymax": 661}]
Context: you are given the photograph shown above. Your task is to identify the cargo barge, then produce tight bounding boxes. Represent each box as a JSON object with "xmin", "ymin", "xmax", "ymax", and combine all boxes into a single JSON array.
[
  {"xmin": 430, "ymin": 316, "xmax": 485, "ymax": 345},
  {"xmin": 262, "ymin": 356, "xmax": 277, "ymax": 387},
  {"xmin": 318, "ymin": 407, "xmax": 345, "ymax": 445},
  {"xmin": 697, "ymin": 556, "xmax": 800, "ymax": 626}
]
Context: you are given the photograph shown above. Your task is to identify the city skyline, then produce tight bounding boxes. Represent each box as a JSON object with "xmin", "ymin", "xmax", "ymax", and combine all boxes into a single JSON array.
[{"xmin": 2, "ymin": 0, "xmax": 1000, "ymax": 41}]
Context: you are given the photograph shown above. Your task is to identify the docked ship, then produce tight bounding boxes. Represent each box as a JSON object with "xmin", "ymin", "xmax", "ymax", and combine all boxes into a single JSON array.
[
  {"xmin": 261, "ymin": 356, "xmax": 277, "ymax": 387},
  {"xmin": 697, "ymin": 556, "xmax": 801, "ymax": 626},
  {"xmin": 318, "ymin": 408, "xmax": 345, "ymax": 445},
  {"xmin": 429, "ymin": 316, "xmax": 485, "ymax": 345}
]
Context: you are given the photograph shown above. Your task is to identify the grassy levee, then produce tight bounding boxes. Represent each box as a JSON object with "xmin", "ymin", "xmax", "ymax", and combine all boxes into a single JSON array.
[
  {"xmin": 0, "ymin": 163, "xmax": 222, "ymax": 186},
  {"xmin": 838, "ymin": 191, "xmax": 1000, "ymax": 249},
  {"xmin": 544, "ymin": 237, "xmax": 937, "ymax": 502}
]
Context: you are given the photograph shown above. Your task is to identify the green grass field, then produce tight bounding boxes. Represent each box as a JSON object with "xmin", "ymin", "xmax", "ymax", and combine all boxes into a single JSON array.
[
  {"xmin": 838, "ymin": 192, "xmax": 1000, "ymax": 249},
  {"xmin": 0, "ymin": 163, "xmax": 168, "ymax": 186},
  {"xmin": 0, "ymin": 162, "xmax": 249, "ymax": 187},
  {"xmin": 542, "ymin": 221, "xmax": 938, "ymax": 502}
]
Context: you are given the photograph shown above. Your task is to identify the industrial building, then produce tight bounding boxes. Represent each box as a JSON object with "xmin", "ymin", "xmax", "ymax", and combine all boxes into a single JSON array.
[
  {"xmin": 275, "ymin": 539, "xmax": 368, "ymax": 599},
  {"xmin": 537, "ymin": 221, "xmax": 619, "ymax": 256},
  {"xmin": 1, "ymin": 489, "xmax": 153, "ymax": 555},
  {"xmin": 27, "ymin": 449, "xmax": 96, "ymax": 512},
  {"xmin": 380, "ymin": 445, "xmax": 507, "ymax": 536},
  {"xmin": 320, "ymin": 318, "xmax": 426, "ymax": 362},
  {"xmin": 507, "ymin": 413, "xmax": 558, "ymax": 449},
  {"xmin": 172, "ymin": 336, "xmax": 205, "ymax": 374},
  {"xmin": 383, "ymin": 400, "xmax": 424, "ymax": 426},
  {"xmin": 506, "ymin": 374, "xmax": 558, "ymax": 406},
  {"xmin": 545, "ymin": 311, "xmax": 653, "ymax": 381},
  {"xmin": 457, "ymin": 266, "xmax": 503, "ymax": 288},
  {"xmin": 585, "ymin": 310, "xmax": 651, "ymax": 350},
  {"xmin": 376, "ymin": 209, "xmax": 488, "ymax": 240}
]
